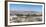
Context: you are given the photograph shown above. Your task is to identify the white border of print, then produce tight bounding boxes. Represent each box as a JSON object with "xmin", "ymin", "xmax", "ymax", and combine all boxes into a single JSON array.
[{"xmin": 8, "ymin": 2, "xmax": 44, "ymax": 25}]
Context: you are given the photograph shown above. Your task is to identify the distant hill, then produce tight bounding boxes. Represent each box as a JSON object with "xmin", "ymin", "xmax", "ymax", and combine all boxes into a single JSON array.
[{"xmin": 10, "ymin": 10, "xmax": 42, "ymax": 16}]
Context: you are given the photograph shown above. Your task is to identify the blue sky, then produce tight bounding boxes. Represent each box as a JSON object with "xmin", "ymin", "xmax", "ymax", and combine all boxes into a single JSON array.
[{"xmin": 10, "ymin": 4, "xmax": 42, "ymax": 12}]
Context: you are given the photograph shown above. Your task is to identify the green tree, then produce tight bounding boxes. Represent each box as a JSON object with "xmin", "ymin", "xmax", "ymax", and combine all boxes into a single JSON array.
[
  {"xmin": 25, "ymin": 14, "xmax": 30, "ymax": 17},
  {"xmin": 16, "ymin": 14, "xmax": 23, "ymax": 16}
]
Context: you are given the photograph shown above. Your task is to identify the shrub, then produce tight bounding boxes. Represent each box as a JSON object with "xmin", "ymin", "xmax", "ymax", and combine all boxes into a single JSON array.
[
  {"xmin": 25, "ymin": 14, "xmax": 30, "ymax": 16},
  {"xmin": 16, "ymin": 14, "xmax": 23, "ymax": 16},
  {"xmin": 31, "ymin": 14, "xmax": 37, "ymax": 16}
]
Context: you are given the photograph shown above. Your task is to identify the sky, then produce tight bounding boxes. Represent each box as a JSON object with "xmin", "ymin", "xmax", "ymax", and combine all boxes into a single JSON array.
[{"xmin": 10, "ymin": 4, "xmax": 42, "ymax": 12}]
